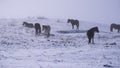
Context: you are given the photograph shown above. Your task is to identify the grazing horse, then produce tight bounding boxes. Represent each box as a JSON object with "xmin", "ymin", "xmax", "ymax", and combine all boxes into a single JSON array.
[
  {"xmin": 42, "ymin": 25, "xmax": 51, "ymax": 37},
  {"xmin": 35, "ymin": 23, "xmax": 41, "ymax": 36},
  {"xmin": 67, "ymin": 19, "xmax": 79, "ymax": 29},
  {"xmin": 23, "ymin": 22, "xmax": 34, "ymax": 28},
  {"xmin": 110, "ymin": 23, "xmax": 120, "ymax": 33},
  {"xmin": 87, "ymin": 27, "xmax": 99, "ymax": 44}
]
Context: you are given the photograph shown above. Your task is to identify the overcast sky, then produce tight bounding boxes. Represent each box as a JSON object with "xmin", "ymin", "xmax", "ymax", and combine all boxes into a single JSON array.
[{"xmin": 0, "ymin": 0, "xmax": 120, "ymax": 23}]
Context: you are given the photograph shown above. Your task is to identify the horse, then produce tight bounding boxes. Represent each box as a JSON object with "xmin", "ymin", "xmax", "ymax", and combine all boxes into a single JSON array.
[
  {"xmin": 110, "ymin": 23, "xmax": 120, "ymax": 33},
  {"xmin": 35, "ymin": 23, "xmax": 41, "ymax": 36},
  {"xmin": 67, "ymin": 19, "xmax": 79, "ymax": 29},
  {"xmin": 23, "ymin": 22, "xmax": 34, "ymax": 28},
  {"xmin": 42, "ymin": 25, "xmax": 51, "ymax": 37},
  {"xmin": 87, "ymin": 27, "xmax": 99, "ymax": 44}
]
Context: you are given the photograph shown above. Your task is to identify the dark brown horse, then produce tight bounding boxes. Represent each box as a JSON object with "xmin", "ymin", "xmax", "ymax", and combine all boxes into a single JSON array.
[
  {"xmin": 23, "ymin": 22, "xmax": 34, "ymax": 28},
  {"xmin": 42, "ymin": 25, "xmax": 51, "ymax": 37},
  {"xmin": 87, "ymin": 27, "xmax": 99, "ymax": 44},
  {"xmin": 110, "ymin": 23, "xmax": 120, "ymax": 33},
  {"xmin": 35, "ymin": 23, "xmax": 41, "ymax": 36},
  {"xmin": 67, "ymin": 19, "xmax": 79, "ymax": 29}
]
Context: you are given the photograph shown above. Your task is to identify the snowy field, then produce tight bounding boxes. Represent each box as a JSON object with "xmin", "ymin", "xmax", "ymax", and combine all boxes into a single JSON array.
[{"xmin": 0, "ymin": 17, "xmax": 120, "ymax": 68}]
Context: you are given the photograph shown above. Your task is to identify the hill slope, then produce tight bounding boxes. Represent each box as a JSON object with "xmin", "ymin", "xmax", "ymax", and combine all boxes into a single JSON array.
[{"xmin": 0, "ymin": 18, "xmax": 120, "ymax": 68}]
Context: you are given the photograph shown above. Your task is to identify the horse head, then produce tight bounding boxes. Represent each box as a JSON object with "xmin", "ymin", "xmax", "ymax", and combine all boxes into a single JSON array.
[
  {"xmin": 42, "ymin": 25, "xmax": 46, "ymax": 31},
  {"xmin": 94, "ymin": 27, "xmax": 99, "ymax": 33},
  {"xmin": 23, "ymin": 22, "xmax": 27, "ymax": 26},
  {"xmin": 67, "ymin": 19, "xmax": 71, "ymax": 23}
]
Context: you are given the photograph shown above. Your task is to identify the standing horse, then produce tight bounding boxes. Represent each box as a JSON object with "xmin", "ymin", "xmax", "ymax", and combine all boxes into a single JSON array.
[
  {"xmin": 110, "ymin": 23, "xmax": 120, "ymax": 33},
  {"xmin": 87, "ymin": 27, "xmax": 99, "ymax": 44},
  {"xmin": 67, "ymin": 19, "xmax": 79, "ymax": 29},
  {"xmin": 23, "ymin": 22, "xmax": 34, "ymax": 28},
  {"xmin": 35, "ymin": 23, "xmax": 41, "ymax": 36},
  {"xmin": 42, "ymin": 25, "xmax": 51, "ymax": 37}
]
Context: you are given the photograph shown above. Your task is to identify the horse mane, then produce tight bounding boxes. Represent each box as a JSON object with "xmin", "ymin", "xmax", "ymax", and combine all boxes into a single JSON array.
[
  {"xmin": 90, "ymin": 27, "xmax": 98, "ymax": 30},
  {"xmin": 23, "ymin": 21, "xmax": 27, "ymax": 25}
]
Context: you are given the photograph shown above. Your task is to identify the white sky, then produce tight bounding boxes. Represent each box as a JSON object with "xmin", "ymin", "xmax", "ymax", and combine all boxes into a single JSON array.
[{"xmin": 0, "ymin": 0, "xmax": 120, "ymax": 23}]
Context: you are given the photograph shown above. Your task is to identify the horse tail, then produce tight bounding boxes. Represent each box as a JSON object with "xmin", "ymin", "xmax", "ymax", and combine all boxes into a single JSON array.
[{"xmin": 23, "ymin": 22, "xmax": 25, "ymax": 25}]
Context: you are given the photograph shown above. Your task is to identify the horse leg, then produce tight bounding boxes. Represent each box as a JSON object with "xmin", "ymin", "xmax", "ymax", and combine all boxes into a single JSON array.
[
  {"xmin": 77, "ymin": 25, "xmax": 79, "ymax": 29},
  {"xmin": 118, "ymin": 29, "xmax": 119, "ymax": 33},
  {"xmin": 92, "ymin": 38, "xmax": 94, "ymax": 44},
  {"xmin": 110, "ymin": 26, "xmax": 113, "ymax": 32},
  {"xmin": 36, "ymin": 29, "xmax": 38, "ymax": 35},
  {"xmin": 118, "ymin": 29, "xmax": 120, "ymax": 33},
  {"xmin": 47, "ymin": 32, "xmax": 50, "ymax": 38},
  {"xmin": 38, "ymin": 29, "xmax": 40, "ymax": 36},
  {"xmin": 88, "ymin": 38, "xmax": 91, "ymax": 44},
  {"xmin": 38, "ymin": 29, "xmax": 41, "ymax": 35},
  {"xmin": 72, "ymin": 25, "xmax": 74, "ymax": 29}
]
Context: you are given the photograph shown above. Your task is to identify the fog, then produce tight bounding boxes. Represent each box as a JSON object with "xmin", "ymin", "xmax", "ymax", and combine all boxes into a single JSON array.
[{"xmin": 0, "ymin": 0, "xmax": 120, "ymax": 24}]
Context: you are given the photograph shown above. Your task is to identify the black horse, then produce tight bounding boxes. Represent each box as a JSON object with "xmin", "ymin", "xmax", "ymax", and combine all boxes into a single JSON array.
[
  {"xmin": 42, "ymin": 25, "xmax": 51, "ymax": 37},
  {"xmin": 87, "ymin": 27, "xmax": 99, "ymax": 44},
  {"xmin": 23, "ymin": 22, "xmax": 34, "ymax": 28},
  {"xmin": 35, "ymin": 23, "xmax": 41, "ymax": 36},
  {"xmin": 110, "ymin": 23, "xmax": 120, "ymax": 33},
  {"xmin": 67, "ymin": 19, "xmax": 79, "ymax": 29}
]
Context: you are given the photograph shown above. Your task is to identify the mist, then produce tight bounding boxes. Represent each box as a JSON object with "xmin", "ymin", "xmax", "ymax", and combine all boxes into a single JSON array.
[{"xmin": 0, "ymin": 0, "xmax": 120, "ymax": 24}]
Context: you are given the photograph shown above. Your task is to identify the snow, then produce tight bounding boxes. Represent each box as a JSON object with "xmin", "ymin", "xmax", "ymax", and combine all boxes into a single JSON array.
[{"xmin": 0, "ymin": 18, "xmax": 120, "ymax": 68}]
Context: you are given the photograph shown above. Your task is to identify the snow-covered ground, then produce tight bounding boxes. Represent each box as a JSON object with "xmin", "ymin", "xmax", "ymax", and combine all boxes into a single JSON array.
[{"xmin": 0, "ymin": 18, "xmax": 120, "ymax": 68}]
